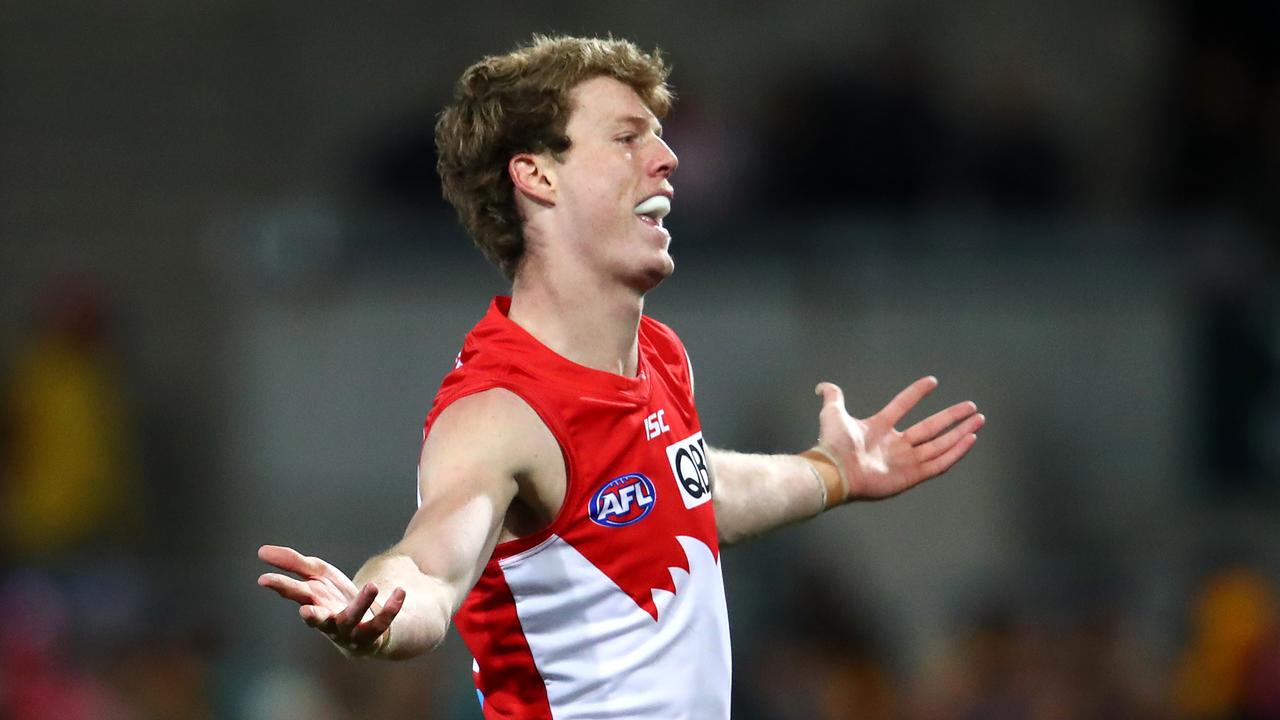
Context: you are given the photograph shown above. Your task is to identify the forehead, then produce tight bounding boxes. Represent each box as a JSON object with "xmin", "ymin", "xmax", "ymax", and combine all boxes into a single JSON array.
[{"xmin": 566, "ymin": 76, "xmax": 659, "ymax": 129}]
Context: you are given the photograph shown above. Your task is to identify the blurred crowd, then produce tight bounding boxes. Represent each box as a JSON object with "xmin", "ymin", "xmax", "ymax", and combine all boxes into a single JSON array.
[
  {"xmin": 363, "ymin": 0, "xmax": 1279, "ymax": 249},
  {"xmin": 1, "ymin": 267, "xmax": 1277, "ymax": 719},
  {"xmin": 744, "ymin": 565, "xmax": 1280, "ymax": 720},
  {"xmin": 3, "ymin": 498, "xmax": 1280, "ymax": 720}
]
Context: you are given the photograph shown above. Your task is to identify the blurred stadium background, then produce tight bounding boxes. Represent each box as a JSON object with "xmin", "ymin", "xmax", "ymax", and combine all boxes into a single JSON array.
[{"xmin": 2, "ymin": 1, "xmax": 1278, "ymax": 718}]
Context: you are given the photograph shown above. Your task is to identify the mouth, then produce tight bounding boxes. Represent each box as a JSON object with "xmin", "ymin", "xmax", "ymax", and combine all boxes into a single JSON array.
[{"xmin": 633, "ymin": 195, "xmax": 671, "ymax": 228}]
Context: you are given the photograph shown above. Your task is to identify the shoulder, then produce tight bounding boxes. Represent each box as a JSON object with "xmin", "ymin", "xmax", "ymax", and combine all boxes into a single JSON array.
[{"xmin": 423, "ymin": 387, "xmax": 559, "ymax": 478}]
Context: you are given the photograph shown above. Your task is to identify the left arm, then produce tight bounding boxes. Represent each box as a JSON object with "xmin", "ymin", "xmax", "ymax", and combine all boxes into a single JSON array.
[
  {"xmin": 708, "ymin": 448, "xmax": 827, "ymax": 545},
  {"xmin": 711, "ymin": 376, "xmax": 984, "ymax": 545}
]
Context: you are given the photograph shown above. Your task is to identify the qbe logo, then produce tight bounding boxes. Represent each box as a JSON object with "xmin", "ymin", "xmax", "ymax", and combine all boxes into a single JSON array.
[
  {"xmin": 666, "ymin": 431, "xmax": 711, "ymax": 509},
  {"xmin": 589, "ymin": 473, "xmax": 657, "ymax": 527}
]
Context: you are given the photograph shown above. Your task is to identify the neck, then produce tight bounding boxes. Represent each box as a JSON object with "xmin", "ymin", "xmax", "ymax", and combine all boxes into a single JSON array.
[{"xmin": 508, "ymin": 265, "xmax": 645, "ymax": 378}]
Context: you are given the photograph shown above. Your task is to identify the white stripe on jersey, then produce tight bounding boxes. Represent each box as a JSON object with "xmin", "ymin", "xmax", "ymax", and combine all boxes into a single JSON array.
[{"xmin": 495, "ymin": 534, "xmax": 732, "ymax": 719}]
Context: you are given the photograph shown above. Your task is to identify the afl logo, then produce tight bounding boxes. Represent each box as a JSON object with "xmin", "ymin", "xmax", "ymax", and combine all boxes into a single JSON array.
[{"xmin": 589, "ymin": 473, "xmax": 656, "ymax": 527}]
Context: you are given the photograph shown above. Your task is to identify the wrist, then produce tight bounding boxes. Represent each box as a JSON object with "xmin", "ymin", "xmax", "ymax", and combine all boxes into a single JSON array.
[
  {"xmin": 799, "ymin": 446, "xmax": 849, "ymax": 509},
  {"xmin": 371, "ymin": 623, "xmax": 394, "ymax": 657}
]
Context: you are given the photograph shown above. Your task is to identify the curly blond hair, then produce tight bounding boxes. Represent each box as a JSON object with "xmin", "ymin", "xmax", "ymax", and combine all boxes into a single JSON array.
[{"xmin": 435, "ymin": 35, "xmax": 673, "ymax": 279}]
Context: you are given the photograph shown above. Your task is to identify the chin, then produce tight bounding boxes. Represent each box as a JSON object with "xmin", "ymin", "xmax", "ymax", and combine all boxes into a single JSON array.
[{"xmin": 624, "ymin": 253, "xmax": 675, "ymax": 294}]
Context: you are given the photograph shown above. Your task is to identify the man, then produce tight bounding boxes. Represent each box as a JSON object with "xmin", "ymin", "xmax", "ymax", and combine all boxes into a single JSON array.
[{"xmin": 258, "ymin": 35, "xmax": 984, "ymax": 718}]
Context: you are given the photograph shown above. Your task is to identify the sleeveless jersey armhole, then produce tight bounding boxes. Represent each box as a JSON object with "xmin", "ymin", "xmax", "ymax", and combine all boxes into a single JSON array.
[
  {"xmin": 421, "ymin": 382, "xmax": 578, "ymax": 561},
  {"xmin": 682, "ymin": 345, "xmax": 695, "ymax": 397}
]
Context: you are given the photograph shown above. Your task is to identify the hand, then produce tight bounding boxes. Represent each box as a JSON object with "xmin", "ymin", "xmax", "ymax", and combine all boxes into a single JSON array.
[
  {"xmin": 813, "ymin": 376, "xmax": 984, "ymax": 501},
  {"xmin": 257, "ymin": 544, "xmax": 405, "ymax": 656}
]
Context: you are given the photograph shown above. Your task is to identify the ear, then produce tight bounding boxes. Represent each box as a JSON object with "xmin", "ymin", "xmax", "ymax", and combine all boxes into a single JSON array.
[{"xmin": 509, "ymin": 152, "xmax": 556, "ymax": 207}]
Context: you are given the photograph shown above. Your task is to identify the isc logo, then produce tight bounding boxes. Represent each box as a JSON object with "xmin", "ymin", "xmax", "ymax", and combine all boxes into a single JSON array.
[
  {"xmin": 644, "ymin": 409, "xmax": 671, "ymax": 440},
  {"xmin": 666, "ymin": 431, "xmax": 711, "ymax": 509},
  {"xmin": 589, "ymin": 473, "xmax": 657, "ymax": 527}
]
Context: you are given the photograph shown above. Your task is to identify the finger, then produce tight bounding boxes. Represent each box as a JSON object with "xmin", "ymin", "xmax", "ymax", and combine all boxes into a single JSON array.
[
  {"xmin": 333, "ymin": 583, "xmax": 379, "ymax": 633},
  {"xmin": 349, "ymin": 587, "xmax": 406, "ymax": 648},
  {"xmin": 915, "ymin": 413, "xmax": 985, "ymax": 463},
  {"xmin": 877, "ymin": 376, "xmax": 939, "ymax": 427},
  {"xmin": 919, "ymin": 433, "xmax": 978, "ymax": 478},
  {"xmin": 300, "ymin": 604, "xmax": 332, "ymax": 628},
  {"xmin": 903, "ymin": 400, "xmax": 977, "ymax": 445},
  {"xmin": 257, "ymin": 573, "xmax": 317, "ymax": 605},
  {"xmin": 815, "ymin": 382, "xmax": 845, "ymax": 410},
  {"xmin": 258, "ymin": 545, "xmax": 324, "ymax": 577},
  {"xmin": 259, "ymin": 546, "xmax": 358, "ymax": 596}
]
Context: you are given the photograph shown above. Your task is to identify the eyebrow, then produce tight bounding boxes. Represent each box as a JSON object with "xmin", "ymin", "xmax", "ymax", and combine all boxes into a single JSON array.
[{"xmin": 616, "ymin": 114, "xmax": 663, "ymax": 136}]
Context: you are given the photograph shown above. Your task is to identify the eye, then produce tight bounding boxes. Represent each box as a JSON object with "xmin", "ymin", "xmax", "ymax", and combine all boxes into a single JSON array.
[{"xmin": 616, "ymin": 133, "xmax": 639, "ymax": 145}]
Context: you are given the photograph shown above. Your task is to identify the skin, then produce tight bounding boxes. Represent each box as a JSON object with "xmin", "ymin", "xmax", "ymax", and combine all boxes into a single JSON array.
[{"xmin": 258, "ymin": 76, "xmax": 984, "ymax": 658}]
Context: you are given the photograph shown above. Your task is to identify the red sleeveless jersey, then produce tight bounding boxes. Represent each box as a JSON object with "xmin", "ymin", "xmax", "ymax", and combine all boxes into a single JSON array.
[{"xmin": 423, "ymin": 297, "xmax": 731, "ymax": 719}]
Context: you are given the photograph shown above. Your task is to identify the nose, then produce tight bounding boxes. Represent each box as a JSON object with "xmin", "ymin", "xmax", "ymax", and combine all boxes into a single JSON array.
[{"xmin": 650, "ymin": 136, "xmax": 678, "ymax": 178}]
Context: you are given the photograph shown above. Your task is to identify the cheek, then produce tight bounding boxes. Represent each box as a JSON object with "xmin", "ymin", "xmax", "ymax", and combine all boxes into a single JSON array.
[{"xmin": 567, "ymin": 175, "xmax": 631, "ymax": 215}]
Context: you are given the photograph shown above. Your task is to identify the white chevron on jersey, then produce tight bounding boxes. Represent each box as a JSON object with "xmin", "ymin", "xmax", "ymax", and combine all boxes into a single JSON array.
[{"xmin": 497, "ymin": 534, "xmax": 732, "ymax": 719}]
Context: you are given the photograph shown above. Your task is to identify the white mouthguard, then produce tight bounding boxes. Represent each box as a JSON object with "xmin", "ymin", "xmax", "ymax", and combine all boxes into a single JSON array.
[{"xmin": 633, "ymin": 195, "xmax": 671, "ymax": 221}]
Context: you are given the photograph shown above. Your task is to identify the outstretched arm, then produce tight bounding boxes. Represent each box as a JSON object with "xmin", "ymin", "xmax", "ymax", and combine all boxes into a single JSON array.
[
  {"xmin": 712, "ymin": 376, "xmax": 984, "ymax": 545},
  {"xmin": 258, "ymin": 389, "xmax": 553, "ymax": 659}
]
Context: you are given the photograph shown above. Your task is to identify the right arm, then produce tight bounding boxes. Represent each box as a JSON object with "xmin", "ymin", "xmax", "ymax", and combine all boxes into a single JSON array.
[{"xmin": 257, "ymin": 388, "xmax": 555, "ymax": 659}]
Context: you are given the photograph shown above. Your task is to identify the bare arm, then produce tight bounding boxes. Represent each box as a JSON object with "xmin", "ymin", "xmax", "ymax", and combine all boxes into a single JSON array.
[
  {"xmin": 708, "ymin": 448, "xmax": 826, "ymax": 545},
  {"xmin": 258, "ymin": 388, "xmax": 556, "ymax": 659},
  {"xmin": 712, "ymin": 377, "xmax": 984, "ymax": 545}
]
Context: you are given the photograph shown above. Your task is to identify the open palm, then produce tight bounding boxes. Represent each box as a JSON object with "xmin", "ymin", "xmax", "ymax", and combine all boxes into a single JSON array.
[
  {"xmin": 815, "ymin": 376, "xmax": 983, "ymax": 501},
  {"xmin": 258, "ymin": 544, "xmax": 404, "ymax": 655}
]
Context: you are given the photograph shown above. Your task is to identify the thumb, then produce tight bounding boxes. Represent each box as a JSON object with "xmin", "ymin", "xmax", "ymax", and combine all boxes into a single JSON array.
[{"xmin": 815, "ymin": 381, "xmax": 845, "ymax": 410}]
